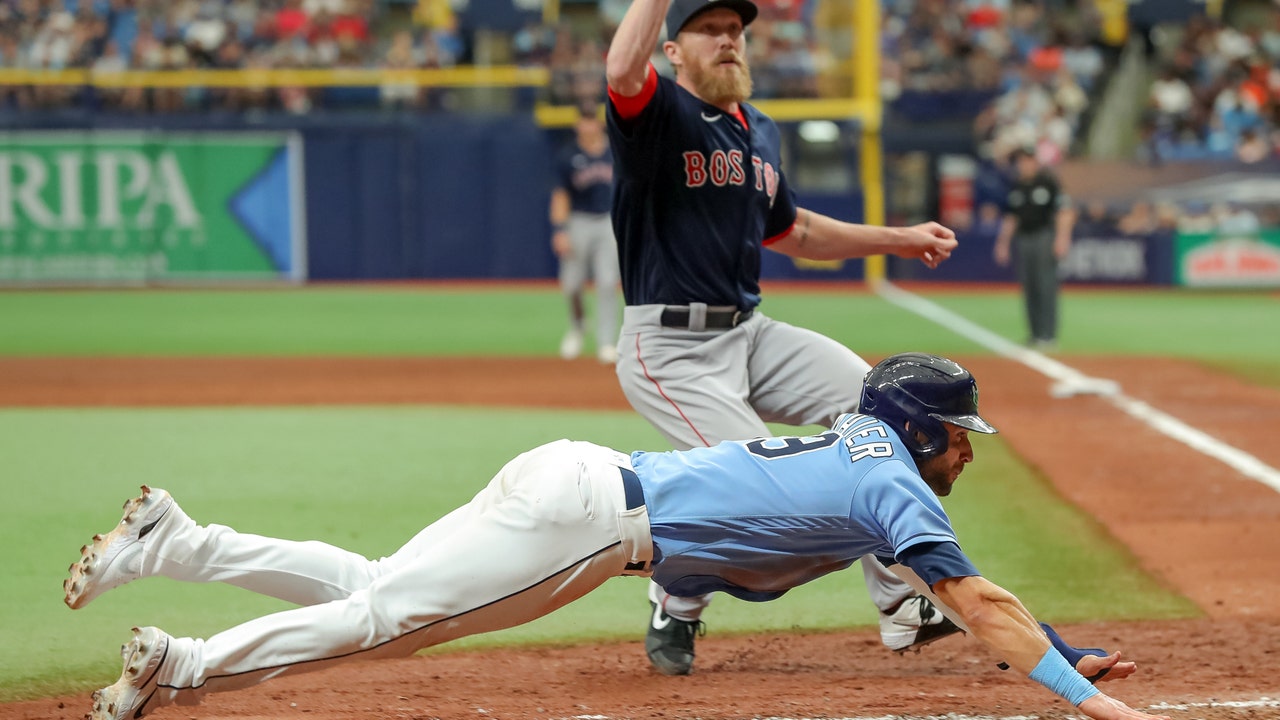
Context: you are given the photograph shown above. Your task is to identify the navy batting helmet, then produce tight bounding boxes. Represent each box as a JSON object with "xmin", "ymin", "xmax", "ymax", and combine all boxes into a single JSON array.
[{"xmin": 859, "ymin": 353, "xmax": 998, "ymax": 458}]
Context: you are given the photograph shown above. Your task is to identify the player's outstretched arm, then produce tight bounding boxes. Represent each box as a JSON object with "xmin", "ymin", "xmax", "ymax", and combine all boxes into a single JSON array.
[
  {"xmin": 932, "ymin": 576, "xmax": 1170, "ymax": 720},
  {"xmin": 889, "ymin": 563, "xmax": 1135, "ymax": 684},
  {"xmin": 767, "ymin": 209, "xmax": 958, "ymax": 268},
  {"xmin": 606, "ymin": 0, "xmax": 670, "ymax": 96}
]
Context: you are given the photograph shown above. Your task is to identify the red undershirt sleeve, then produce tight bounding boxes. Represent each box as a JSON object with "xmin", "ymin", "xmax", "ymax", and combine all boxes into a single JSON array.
[{"xmin": 608, "ymin": 63, "xmax": 659, "ymax": 120}]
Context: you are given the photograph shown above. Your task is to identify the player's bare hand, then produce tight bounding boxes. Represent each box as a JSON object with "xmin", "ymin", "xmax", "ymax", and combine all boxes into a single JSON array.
[
  {"xmin": 552, "ymin": 230, "xmax": 572, "ymax": 258},
  {"xmin": 1077, "ymin": 650, "xmax": 1137, "ymax": 683},
  {"xmin": 895, "ymin": 222, "xmax": 957, "ymax": 269},
  {"xmin": 1078, "ymin": 693, "xmax": 1169, "ymax": 720}
]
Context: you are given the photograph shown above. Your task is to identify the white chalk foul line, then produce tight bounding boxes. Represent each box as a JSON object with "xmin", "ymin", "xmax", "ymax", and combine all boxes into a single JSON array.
[
  {"xmin": 569, "ymin": 698, "xmax": 1280, "ymax": 719},
  {"xmin": 876, "ymin": 282, "xmax": 1280, "ymax": 495}
]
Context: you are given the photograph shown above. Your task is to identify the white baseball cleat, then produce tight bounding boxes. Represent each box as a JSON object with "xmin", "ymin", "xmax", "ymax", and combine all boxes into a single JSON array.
[
  {"xmin": 64, "ymin": 486, "xmax": 174, "ymax": 609},
  {"xmin": 91, "ymin": 626, "xmax": 171, "ymax": 720},
  {"xmin": 879, "ymin": 594, "xmax": 963, "ymax": 653},
  {"xmin": 597, "ymin": 344, "xmax": 619, "ymax": 364}
]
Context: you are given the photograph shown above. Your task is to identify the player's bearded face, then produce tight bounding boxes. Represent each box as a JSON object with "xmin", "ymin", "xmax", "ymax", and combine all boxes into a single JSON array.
[
  {"xmin": 685, "ymin": 47, "xmax": 753, "ymax": 105},
  {"xmin": 916, "ymin": 426, "xmax": 973, "ymax": 497}
]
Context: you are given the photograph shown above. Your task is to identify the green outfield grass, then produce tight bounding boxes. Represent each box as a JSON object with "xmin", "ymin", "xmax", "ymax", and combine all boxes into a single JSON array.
[
  {"xmin": 0, "ymin": 286, "xmax": 1277, "ymax": 387},
  {"xmin": 1, "ymin": 283, "xmax": 1272, "ymax": 703},
  {"xmin": 0, "ymin": 405, "xmax": 1196, "ymax": 702}
]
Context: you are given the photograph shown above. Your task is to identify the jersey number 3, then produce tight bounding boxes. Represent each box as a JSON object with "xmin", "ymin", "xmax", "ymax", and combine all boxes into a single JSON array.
[{"xmin": 745, "ymin": 433, "xmax": 839, "ymax": 459}]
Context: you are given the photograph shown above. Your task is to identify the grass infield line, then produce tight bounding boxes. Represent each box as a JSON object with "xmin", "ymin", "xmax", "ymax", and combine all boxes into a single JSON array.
[{"xmin": 876, "ymin": 282, "xmax": 1280, "ymax": 495}]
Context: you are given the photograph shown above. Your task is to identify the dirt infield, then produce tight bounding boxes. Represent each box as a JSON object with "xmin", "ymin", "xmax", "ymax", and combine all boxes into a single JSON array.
[{"xmin": 2, "ymin": 354, "xmax": 1278, "ymax": 720}]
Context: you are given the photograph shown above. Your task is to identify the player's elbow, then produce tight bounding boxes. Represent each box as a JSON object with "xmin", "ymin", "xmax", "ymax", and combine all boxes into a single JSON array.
[{"xmin": 605, "ymin": 66, "xmax": 637, "ymax": 96}]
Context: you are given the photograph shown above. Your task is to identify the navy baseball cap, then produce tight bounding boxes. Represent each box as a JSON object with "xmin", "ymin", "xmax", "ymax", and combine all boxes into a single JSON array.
[{"xmin": 666, "ymin": 0, "xmax": 758, "ymax": 37}]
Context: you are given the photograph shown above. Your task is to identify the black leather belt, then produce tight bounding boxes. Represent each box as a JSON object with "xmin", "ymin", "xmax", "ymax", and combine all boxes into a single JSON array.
[
  {"xmin": 660, "ymin": 306, "xmax": 753, "ymax": 330},
  {"xmin": 619, "ymin": 466, "xmax": 648, "ymax": 573},
  {"xmin": 619, "ymin": 466, "xmax": 645, "ymax": 510}
]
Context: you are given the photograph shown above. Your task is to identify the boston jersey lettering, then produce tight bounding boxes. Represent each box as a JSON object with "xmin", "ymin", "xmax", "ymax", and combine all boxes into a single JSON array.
[{"xmin": 608, "ymin": 71, "xmax": 798, "ymax": 310}]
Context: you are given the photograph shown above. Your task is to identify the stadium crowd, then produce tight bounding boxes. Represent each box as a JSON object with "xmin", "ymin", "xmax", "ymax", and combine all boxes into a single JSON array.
[
  {"xmin": 962, "ymin": 1, "xmax": 1108, "ymax": 167},
  {"xmin": 0, "ymin": 0, "xmax": 1114, "ymax": 114},
  {"xmin": 1141, "ymin": 12, "xmax": 1280, "ymax": 165},
  {"xmin": 0, "ymin": 0, "xmax": 1274, "ymax": 171}
]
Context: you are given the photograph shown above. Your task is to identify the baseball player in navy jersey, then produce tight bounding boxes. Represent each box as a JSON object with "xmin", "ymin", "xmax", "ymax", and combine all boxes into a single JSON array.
[
  {"xmin": 551, "ymin": 102, "xmax": 621, "ymax": 364},
  {"xmin": 604, "ymin": 0, "xmax": 965, "ymax": 675},
  {"xmin": 67, "ymin": 353, "xmax": 1167, "ymax": 720}
]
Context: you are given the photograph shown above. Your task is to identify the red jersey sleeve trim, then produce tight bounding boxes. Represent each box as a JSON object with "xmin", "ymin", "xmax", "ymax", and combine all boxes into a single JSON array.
[
  {"xmin": 763, "ymin": 220, "xmax": 796, "ymax": 246},
  {"xmin": 608, "ymin": 64, "xmax": 659, "ymax": 120}
]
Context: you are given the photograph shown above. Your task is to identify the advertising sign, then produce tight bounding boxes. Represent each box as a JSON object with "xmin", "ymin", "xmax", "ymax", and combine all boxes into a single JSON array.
[
  {"xmin": 0, "ymin": 132, "xmax": 305, "ymax": 284},
  {"xmin": 1175, "ymin": 230, "xmax": 1280, "ymax": 287},
  {"xmin": 1060, "ymin": 236, "xmax": 1149, "ymax": 283}
]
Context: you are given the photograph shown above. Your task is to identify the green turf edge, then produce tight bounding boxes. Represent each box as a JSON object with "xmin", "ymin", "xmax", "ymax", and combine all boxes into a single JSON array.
[{"xmin": 0, "ymin": 288, "xmax": 1277, "ymax": 382}]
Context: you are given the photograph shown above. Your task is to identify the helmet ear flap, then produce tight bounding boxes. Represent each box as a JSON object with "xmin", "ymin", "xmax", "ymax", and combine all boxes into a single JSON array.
[{"xmin": 902, "ymin": 418, "xmax": 948, "ymax": 457}]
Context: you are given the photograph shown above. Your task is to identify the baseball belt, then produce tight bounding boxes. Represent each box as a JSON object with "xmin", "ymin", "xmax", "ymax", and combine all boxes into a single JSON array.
[{"xmin": 660, "ymin": 305, "xmax": 754, "ymax": 330}]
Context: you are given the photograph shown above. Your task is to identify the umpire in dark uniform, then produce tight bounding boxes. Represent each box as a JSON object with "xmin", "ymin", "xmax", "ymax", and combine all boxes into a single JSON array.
[{"xmin": 993, "ymin": 148, "xmax": 1075, "ymax": 350}]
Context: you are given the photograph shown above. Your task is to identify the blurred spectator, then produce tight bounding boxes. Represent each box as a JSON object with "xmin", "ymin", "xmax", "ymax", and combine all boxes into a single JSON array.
[
  {"xmin": 1073, "ymin": 199, "xmax": 1118, "ymax": 236},
  {"xmin": 29, "ymin": 11, "xmax": 77, "ymax": 70},
  {"xmin": 1176, "ymin": 202, "xmax": 1216, "ymax": 233},
  {"xmin": 545, "ymin": 26, "xmax": 603, "ymax": 107},
  {"xmin": 1060, "ymin": 30, "xmax": 1103, "ymax": 91},
  {"xmin": 92, "ymin": 37, "xmax": 125, "ymax": 71},
  {"xmin": 1215, "ymin": 201, "xmax": 1261, "ymax": 235},
  {"xmin": 1116, "ymin": 200, "xmax": 1157, "ymax": 236},
  {"xmin": 275, "ymin": 0, "xmax": 310, "ymax": 40},
  {"xmin": 380, "ymin": 28, "xmax": 419, "ymax": 110},
  {"xmin": 1148, "ymin": 65, "xmax": 1195, "ymax": 125},
  {"xmin": 1153, "ymin": 201, "xmax": 1181, "ymax": 232},
  {"xmin": 1235, "ymin": 127, "xmax": 1272, "ymax": 163}
]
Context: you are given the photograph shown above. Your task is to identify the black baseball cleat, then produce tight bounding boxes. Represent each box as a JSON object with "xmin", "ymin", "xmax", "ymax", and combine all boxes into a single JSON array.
[
  {"xmin": 880, "ymin": 595, "xmax": 964, "ymax": 653},
  {"xmin": 645, "ymin": 601, "xmax": 705, "ymax": 675}
]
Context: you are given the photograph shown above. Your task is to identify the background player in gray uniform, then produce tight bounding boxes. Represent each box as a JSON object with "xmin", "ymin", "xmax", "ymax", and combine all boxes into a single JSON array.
[
  {"xmin": 68, "ymin": 353, "xmax": 1166, "ymax": 720},
  {"xmin": 605, "ymin": 0, "xmax": 963, "ymax": 674},
  {"xmin": 993, "ymin": 148, "xmax": 1075, "ymax": 350},
  {"xmin": 551, "ymin": 102, "xmax": 621, "ymax": 364}
]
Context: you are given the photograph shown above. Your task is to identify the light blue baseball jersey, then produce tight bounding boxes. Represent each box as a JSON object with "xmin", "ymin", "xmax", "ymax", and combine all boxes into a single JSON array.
[{"xmin": 631, "ymin": 413, "xmax": 971, "ymax": 601}]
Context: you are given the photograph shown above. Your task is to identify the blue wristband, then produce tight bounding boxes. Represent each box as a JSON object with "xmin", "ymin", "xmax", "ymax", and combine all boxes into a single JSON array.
[
  {"xmin": 1040, "ymin": 622, "xmax": 1111, "ymax": 682},
  {"xmin": 1028, "ymin": 647, "xmax": 1100, "ymax": 706}
]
